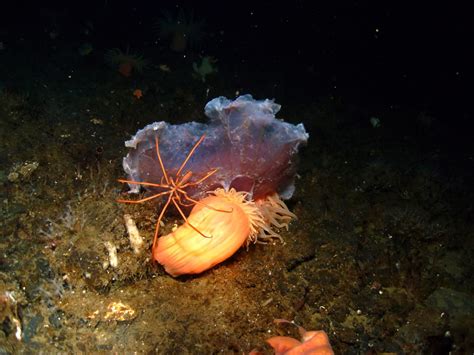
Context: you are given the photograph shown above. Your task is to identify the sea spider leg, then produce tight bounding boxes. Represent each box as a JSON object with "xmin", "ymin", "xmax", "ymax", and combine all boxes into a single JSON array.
[
  {"xmin": 155, "ymin": 136, "xmax": 171, "ymax": 185},
  {"xmin": 175, "ymin": 134, "xmax": 206, "ymax": 179},
  {"xmin": 173, "ymin": 168, "xmax": 218, "ymax": 204},
  {"xmin": 117, "ymin": 190, "xmax": 171, "ymax": 204},
  {"xmin": 171, "ymin": 196, "xmax": 213, "ymax": 239},
  {"xmin": 182, "ymin": 194, "xmax": 233, "ymax": 214},
  {"xmin": 117, "ymin": 178, "xmax": 169, "ymax": 189},
  {"xmin": 117, "ymin": 179, "xmax": 171, "ymax": 204},
  {"xmin": 172, "ymin": 183, "xmax": 232, "ymax": 213},
  {"xmin": 180, "ymin": 168, "xmax": 218, "ymax": 188},
  {"xmin": 152, "ymin": 193, "xmax": 173, "ymax": 251},
  {"xmin": 172, "ymin": 185, "xmax": 231, "ymax": 213}
]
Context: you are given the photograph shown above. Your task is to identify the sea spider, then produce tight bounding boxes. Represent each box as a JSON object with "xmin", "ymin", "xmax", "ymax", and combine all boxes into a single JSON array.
[{"xmin": 118, "ymin": 134, "xmax": 227, "ymax": 251}]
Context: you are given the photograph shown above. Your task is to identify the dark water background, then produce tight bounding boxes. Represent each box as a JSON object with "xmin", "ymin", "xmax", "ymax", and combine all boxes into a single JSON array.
[{"xmin": 0, "ymin": 1, "xmax": 473, "ymax": 353}]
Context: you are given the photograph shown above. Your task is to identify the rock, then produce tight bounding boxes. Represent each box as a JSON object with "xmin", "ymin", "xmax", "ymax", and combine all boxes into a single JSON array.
[
  {"xmin": 425, "ymin": 287, "xmax": 474, "ymax": 324},
  {"xmin": 8, "ymin": 161, "xmax": 39, "ymax": 183}
]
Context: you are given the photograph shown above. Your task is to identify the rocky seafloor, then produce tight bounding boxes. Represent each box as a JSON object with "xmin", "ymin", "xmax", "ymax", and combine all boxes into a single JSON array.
[{"xmin": 1, "ymin": 51, "xmax": 473, "ymax": 354}]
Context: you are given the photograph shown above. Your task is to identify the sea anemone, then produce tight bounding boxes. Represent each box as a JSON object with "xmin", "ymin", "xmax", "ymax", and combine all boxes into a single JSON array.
[
  {"xmin": 265, "ymin": 319, "xmax": 334, "ymax": 355},
  {"xmin": 104, "ymin": 48, "xmax": 149, "ymax": 77},
  {"xmin": 153, "ymin": 188, "xmax": 295, "ymax": 277},
  {"xmin": 155, "ymin": 8, "xmax": 205, "ymax": 52}
]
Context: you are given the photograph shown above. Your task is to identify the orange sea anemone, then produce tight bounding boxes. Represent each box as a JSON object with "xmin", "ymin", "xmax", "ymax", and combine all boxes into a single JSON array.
[
  {"xmin": 154, "ymin": 188, "xmax": 295, "ymax": 277},
  {"xmin": 119, "ymin": 62, "xmax": 133, "ymax": 77},
  {"xmin": 266, "ymin": 319, "xmax": 334, "ymax": 355},
  {"xmin": 104, "ymin": 48, "xmax": 149, "ymax": 77},
  {"xmin": 133, "ymin": 89, "xmax": 143, "ymax": 99}
]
